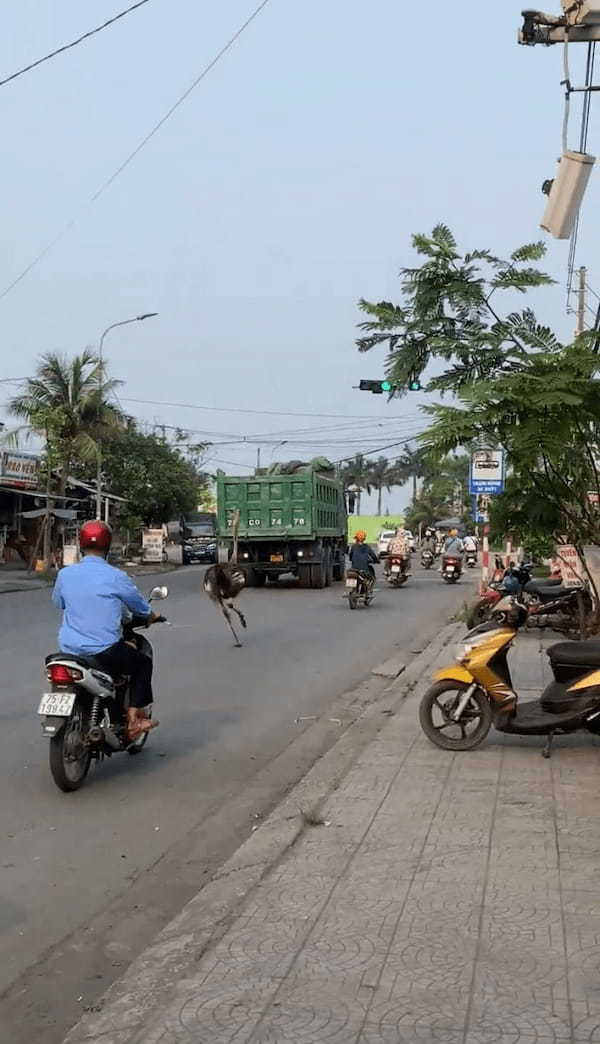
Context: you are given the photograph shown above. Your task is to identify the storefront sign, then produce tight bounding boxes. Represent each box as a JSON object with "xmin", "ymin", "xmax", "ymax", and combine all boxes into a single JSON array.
[
  {"xmin": 142, "ymin": 528, "xmax": 164, "ymax": 563},
  {"xmin": 1, "ymin": 451, "xmax": 39, "ymax": 488}
]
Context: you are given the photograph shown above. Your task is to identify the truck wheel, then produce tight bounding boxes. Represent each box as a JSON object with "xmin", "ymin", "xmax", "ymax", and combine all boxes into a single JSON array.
[
  {"xmin": 298, "ymin": 565, "xmax": 312, "ymax": 589},
  {"xmin": 310, "ymin": 563, "xmax": 326, "ymax": 589},
  {"xmin": 252, "ymin": 570, "xmax": 266, "ymax": 587},
  {"xmin": 332, "ymin": 555, "xmax": 344, "ymax": 582}
]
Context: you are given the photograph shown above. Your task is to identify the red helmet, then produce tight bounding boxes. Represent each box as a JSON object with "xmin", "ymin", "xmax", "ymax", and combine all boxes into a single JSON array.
[{"xmin": 79, "ymin": 520, "xmax": 112, "ymax": 551}]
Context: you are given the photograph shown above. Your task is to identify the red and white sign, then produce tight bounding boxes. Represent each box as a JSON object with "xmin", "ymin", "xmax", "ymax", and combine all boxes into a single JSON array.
[{"xmin": 558, "ymin": 544, "xmax": 584, "ymax": 588}]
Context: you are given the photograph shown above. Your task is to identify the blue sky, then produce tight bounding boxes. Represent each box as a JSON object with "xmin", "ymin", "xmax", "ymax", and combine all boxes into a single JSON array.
[{"xmin": 0, "ymin": 1, "xmax": 596, "ymax": 511}]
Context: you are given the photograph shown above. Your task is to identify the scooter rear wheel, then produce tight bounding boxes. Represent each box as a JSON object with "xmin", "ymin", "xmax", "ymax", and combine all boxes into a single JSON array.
[{"xmin": 419, "ymin": 680, "xmax": 492, "ymax": 751}]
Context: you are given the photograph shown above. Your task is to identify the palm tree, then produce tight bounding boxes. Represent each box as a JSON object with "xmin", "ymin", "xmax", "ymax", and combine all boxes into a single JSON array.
[
  {"xmin": 366, "ymin": 456, "xmax": 395, "ymax": 516},
  {"xmin": 10, "ymin": 350, "xmax": 124, "ymax": 500},
  {"xmin": 340, "ymin": 454, "xmax": 371, "ymax": 514},
  {"xmin": 395, "ymin": 445, "xmax": 430, "ymax": 505}
]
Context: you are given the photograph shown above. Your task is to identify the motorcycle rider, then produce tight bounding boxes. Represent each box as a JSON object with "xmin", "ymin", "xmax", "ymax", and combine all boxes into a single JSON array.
[
  {"xmin": 421, "ymin": 528, "xmax": 436, "ymax": 554},
  {"xmin": 51, "ymin": 521, "xmax": 162, "ymax": 742},
  {"xmin": 444, "ymin": 528, "xmax": 464, "ymax": 556},
  {"xmin": 348, "ymin": 530, "xmax": 379, "ymax": 582},
  {"xmin": 463, "ymin": 533, "xmax": 478, "ymax": 556},
  {"xmin": 385, "ymin": 526, "xmax": 409, "ymax": 577}
]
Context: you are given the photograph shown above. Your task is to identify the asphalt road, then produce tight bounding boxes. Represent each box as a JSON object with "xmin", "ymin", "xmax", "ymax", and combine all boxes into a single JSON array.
[{"xmin": 0, "ymin": 559, "xmax": 469, "ymax": 1043}]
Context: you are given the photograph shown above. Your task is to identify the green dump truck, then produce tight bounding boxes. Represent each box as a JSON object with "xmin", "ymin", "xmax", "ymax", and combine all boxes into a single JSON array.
[{"xmin": 216, "ymin": 461, "xmax": 347, "ymax": 588}]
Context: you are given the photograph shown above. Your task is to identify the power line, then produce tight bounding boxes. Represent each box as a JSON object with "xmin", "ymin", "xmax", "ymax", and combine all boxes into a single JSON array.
[
  {"xmin": 0, "ymin": 0, "xmax": 274, "ymax": 303},
  {"xmin": 0, "ymin": 1, "xmax": 152, "ymax": 89},
  {"xmin": 121, "ymin": 396, "xmax": 415, "ymax": 422}
]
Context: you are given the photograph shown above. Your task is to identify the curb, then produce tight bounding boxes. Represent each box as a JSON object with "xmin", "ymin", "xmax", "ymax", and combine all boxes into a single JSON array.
[{"xmin": 63, "ymin": 619, "xmax": 464, "ymax": 1044}]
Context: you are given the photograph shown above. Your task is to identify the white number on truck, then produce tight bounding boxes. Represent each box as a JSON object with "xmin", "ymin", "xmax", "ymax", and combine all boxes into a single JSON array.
[
  {"xmin": 248, "ymin": 519, "xmax": 262, "ymax": 527},
  {"xmin": 293, "ymin": 518, "xmax": 306, "ymax": 526}
]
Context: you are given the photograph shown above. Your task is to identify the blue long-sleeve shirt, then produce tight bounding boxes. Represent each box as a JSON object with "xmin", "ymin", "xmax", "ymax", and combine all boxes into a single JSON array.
[{"xmin": 52, "ymin": 555, "xmax": 151, "ymax": 655}]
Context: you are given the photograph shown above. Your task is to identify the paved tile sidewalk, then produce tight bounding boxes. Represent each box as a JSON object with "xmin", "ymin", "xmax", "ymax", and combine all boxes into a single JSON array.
[{"xmin": 67, "ymin": 632, "xmax": 600, "ymax": 1044}]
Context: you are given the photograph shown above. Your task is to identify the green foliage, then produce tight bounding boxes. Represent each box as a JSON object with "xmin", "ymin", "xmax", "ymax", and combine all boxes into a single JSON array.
[
  {"xmin": 404, "ymin": 455, "xmax": 470, "ymax": 532},
  {"xmin": 356, "ymin": 225, "xmax": 555, "ymax": 397},
  {"xmin": 92, "ymin": 425, "xmax": 210, "ymax": 527}
]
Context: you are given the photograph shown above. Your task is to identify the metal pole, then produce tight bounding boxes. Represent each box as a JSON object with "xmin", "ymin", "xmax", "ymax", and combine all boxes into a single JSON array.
[
  {"xmin": 256, "ymin": 447, "xmax": 261, "ymax": 472},
  {"xmin": 576, "ymin": 266, "xmax": 587, "ymax": 337},
  {"xmin": 95, "ymin": 313, "xmax": 158, "ymax": 518}
]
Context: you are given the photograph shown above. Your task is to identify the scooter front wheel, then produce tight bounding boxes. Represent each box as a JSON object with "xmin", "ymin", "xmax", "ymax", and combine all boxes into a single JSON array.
[{"xmin": 419, "ymin": 681, "xmax": 492, "ymax": 751}]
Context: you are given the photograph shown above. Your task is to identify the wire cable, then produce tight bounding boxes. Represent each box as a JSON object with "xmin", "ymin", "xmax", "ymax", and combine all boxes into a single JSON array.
[
  {"xmin": 0, "ymin": 1, "xmax": 152, "ymax": 89},
  {"xmin": 0, "ymin": 0, "xmax": 274, "ymax": 303},
  {"xmin": 121, "ymin": 396, "xmax": 418, "ymax": 422},
  {"xmin": 566, "ymin": 41, "xmax": 596, "ymax": 310}
]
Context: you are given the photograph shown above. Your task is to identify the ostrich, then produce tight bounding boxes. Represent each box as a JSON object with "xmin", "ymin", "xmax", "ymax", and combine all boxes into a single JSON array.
[{"xmin": 203, "ymin": 510, "xmax": 247, "ymax": 647}]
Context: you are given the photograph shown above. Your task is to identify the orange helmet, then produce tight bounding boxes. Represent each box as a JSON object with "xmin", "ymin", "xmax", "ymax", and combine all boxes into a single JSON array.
[{"xmin": 355, "ymin": 530, "xmax": 367, "ymax": 543}]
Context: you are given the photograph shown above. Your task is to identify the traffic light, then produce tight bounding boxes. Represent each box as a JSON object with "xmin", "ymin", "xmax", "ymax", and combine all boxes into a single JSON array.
[{"xmin": 358, "ymin": 377, "xmax": 422, "ymax": 394}]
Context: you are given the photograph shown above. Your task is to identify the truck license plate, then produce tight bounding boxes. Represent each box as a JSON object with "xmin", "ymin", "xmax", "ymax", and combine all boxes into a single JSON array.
[
  {"xmin": 38, "ymin": 692, "xmax": 76, "ymax": 717},
  {"xmin": 270, "ymin": 554, "xmax": 283, "ymax": 562},
  {"xmin": 391, "ymin": 565, "xmax": 401, "ymax": 573}
]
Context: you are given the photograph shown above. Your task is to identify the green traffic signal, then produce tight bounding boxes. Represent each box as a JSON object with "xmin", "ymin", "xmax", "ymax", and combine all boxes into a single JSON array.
[
  {"xmin": 409, "ymin": 379, "xmax": 422, "ymax": 391},
  {"xmin": 381, "ymin": 380, "xmax": 392, "ymax": 392}
]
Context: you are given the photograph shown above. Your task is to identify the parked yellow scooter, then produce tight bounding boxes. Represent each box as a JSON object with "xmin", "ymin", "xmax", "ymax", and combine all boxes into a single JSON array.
[{"xmin": 419, "ymin": 596, "xmax": 600, "ymax": 757}]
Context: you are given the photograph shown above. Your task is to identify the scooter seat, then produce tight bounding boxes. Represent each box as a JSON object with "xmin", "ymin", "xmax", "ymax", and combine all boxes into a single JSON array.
[
  {"xmin": 46, "ymin": 651, "xmax": 103, "ymax": 670},
  {"xmin": 524, "ymin": 581, "xmax": 571, "ymax": 602},
  {"xmin": 547, "ymin": 640, "xmax": 600, "ymax": 668}
]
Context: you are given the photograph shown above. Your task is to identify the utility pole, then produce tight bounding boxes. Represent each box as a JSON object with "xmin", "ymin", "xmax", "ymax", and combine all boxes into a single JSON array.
[
  {"xmin": 576, "ymin": 266, "xmax": 587, "ymax": 337},
  {"xmin": 256, "ymin": 447, "xmax": 261, "ymax": 472}
]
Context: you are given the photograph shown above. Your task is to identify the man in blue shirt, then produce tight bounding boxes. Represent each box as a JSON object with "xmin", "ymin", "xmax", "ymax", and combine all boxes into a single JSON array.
[{"xmin": 52, "ymin": 521, "xmax": 161, "ymax": 741}]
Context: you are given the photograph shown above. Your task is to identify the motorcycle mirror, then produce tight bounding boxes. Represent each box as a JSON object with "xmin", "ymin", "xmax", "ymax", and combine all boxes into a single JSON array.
[{"xmin": 149, "ymin": 585, "xmax": 168, "ymax": 601}]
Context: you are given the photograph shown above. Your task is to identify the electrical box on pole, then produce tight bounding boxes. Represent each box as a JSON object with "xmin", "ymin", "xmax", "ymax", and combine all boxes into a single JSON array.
[{"xmin": 540, "ymin": 150, "xmax": 596, "ymax": 239}]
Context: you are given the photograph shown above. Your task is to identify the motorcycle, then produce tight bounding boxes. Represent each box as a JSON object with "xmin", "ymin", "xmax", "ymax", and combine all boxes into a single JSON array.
[
  {"xmin": 467, "ymin": 565, "xmax": 588, "ymax": 636},
  {"xmin": 345, "ymin": 569, "xmax": 374, "ymax": 609},
  {"xmin": 467, "ymin": 561, "xmax": 535, "ymax": 628},
  {"xmin": 386, "ymin": 554, "xmax": 410, "ymax": 587},
  {"xmin": 419, "ymin": 595, "xmax": 600, "ymax": 758},
  {"xmin": 421, "ymin": 549, "xmax": 434, "ymax": 570},
  {"xmin": 465, "ymin": 549, "xmax": 477, "ymax": 568},
  {"xmin": 442, "ymin": 554, "xmax": 462, "ymax": 583},
  {"xmin": 39, "ymin": 586, "xmax": 169, "ymax": 792}
]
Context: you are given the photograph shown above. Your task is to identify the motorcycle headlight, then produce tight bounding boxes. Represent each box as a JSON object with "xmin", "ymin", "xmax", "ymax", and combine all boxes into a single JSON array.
[{"xmin": 455, "ymin": 643, "xmax": 473, "ymax": 663}]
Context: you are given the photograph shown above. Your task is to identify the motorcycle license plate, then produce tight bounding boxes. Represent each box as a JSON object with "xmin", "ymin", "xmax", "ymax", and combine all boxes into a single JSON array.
[
  {"xmin": 391, "ymin": 565, "xmax": 401, "ymax": 573},
  {"xmin": 446, "ymin": 566, "xmax": 455, "ymax": 573},
  {"xmin": 346, "ymin": 579, "xmax": 357, "ymax": 588},
  {"xmin": 38, "ymin": 692, "xmax": 76, "ymax": 717}
]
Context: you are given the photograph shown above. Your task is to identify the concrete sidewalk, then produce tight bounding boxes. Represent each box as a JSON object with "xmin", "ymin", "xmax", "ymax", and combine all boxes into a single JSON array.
[{"xmin": 64, "ymin": 630, "xmax": 600, "ymax": 1044}]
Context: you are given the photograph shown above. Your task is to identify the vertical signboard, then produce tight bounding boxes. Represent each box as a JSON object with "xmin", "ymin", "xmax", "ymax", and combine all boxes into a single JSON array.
[{"xmin": 469, "ymin": 450, "xmax": 505, "ymax": 495}]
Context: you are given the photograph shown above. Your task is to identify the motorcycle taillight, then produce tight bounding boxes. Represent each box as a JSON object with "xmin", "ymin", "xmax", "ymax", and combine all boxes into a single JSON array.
[{"xmin": 47, "ymin": 663, "xmax": 82, "ymax": 684}]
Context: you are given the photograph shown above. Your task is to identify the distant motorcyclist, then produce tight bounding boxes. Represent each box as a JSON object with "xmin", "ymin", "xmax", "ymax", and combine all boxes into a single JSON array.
[
  {"xmin": 463, "ymin": 534, "xmax": 478, "ymax": 554},
  {"xmin": 348, "ymin": 530, "xmax": 379, "ymax": 581},
  {"xmin": 52, "ymin": 521, "xmax": 161, "ymax": 742},
  {"xmin": 421, "ymin": 528, "xmax": 436, "ymax": 554},
  {"xmin": 385, "ymin": 527, "xmax": 410, "ymax": 578}
]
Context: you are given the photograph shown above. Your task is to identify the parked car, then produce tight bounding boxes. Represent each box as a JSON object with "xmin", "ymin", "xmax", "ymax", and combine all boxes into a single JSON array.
[{"xmin": 377, "ymin": 529, "xmax": 397, "ymax": 558}]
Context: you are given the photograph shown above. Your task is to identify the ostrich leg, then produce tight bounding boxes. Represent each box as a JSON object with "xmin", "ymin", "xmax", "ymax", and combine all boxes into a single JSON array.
[{"xmin": 221, "ymin": 604, "xmax": 242, "ymax": 647}]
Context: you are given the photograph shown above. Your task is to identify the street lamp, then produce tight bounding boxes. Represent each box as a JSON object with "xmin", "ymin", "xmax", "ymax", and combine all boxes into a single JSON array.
[{"xmin": 96, "ymin": 312, "xmax": 158, "ymax": 518}]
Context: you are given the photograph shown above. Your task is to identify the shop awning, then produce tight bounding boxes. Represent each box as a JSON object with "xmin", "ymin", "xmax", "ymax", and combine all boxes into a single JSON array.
[{"xmin": 20, "ymin": 508, "xmax": 77, "ymax": 520}]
